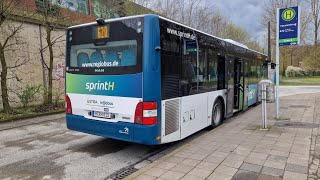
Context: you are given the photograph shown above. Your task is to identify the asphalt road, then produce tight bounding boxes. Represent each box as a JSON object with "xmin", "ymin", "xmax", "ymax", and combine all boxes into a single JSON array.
[
  {"xmin": 0, "ymin": 117, "xmax": 170, "ymax": 180},
  {"xmin": 1, "ymin": 86, "xmax": 319, "ymax": 180}
]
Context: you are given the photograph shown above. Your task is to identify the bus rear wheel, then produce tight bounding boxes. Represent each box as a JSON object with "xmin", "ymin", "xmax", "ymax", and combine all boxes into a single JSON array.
[{"xmin": 211, "ymin": 99, "xmax": 223, "ymax": 128}]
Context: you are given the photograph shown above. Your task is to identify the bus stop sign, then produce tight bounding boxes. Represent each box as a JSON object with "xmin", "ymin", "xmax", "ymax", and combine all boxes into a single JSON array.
[
  {"xmin": 279, "ymin": 6, "xmax": 300, "ymax": 46},
  {"xmin": 275, "ymin": 6, "xmax": 300, "ymax": 119}
]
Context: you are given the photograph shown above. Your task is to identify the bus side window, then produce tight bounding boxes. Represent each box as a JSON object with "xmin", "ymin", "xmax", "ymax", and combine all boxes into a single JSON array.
[
  {"xmin": 217, "ymin": 55, "xmax": 226, "ymax": 90},
  {"xmin": 181, "ymin": 60, "xmax": 196, "ymax": 96},
  {"xmin": 207, "ymin": 49, "xmax": 218, "ymax": 90},
  {"xmin": 122, "ymin": 48, "xmax": 136, "ymax": 66},
  {"xmin": 161, "ymin": 53, "xmax": 181, "ymax": 99},
  {"xmin": 182, "ymin": 38, "xmax": 197, "ymax": 95},
  {"xmin": 198, "ymin": 46, "xmax": 206, "ymax": 91},
  {"xmin": 249, "ymin": 59, "xmax": 256, "ymax": 84},
  {"xmin": 256, "ymin": 61, "xmax": 260, "ymax": 81},
  {"xmin": 160, "ymin": 23, "xmax": 181, "ymax": 100}
]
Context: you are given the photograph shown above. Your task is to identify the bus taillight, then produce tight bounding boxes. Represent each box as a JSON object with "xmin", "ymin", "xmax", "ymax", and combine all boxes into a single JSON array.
[
  {"xmin": 65, "ymin": 95, "xmax": 72, "ymax": 114},
  {"xmin": 134, "ymin": 102, "xmax": 157, "ymax": 125}
]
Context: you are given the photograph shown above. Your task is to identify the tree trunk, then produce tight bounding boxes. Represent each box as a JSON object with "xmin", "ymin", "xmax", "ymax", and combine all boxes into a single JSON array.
[
  {"xmin": 46, "ymin": 27, "xmax": 53, "ymax": 105},
  {"xmin": 0, "ymin": 43, "xmax": 12, "ymax": 114},
  {"xmin": 39, "ymin": 25, "xmax": 48, "ymax": 105},
  {"xmin": 312, "ymin": 0, "xmax": 319, "ymax": 45},
  {"xmin": 315, "ymin": 25, "xmax": 318, "ymax": 45}
]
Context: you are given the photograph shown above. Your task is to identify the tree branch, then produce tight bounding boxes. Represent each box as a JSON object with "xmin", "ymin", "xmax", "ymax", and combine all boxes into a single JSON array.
[
  {"xmin": 8, "ymin": 58, "xmax": 29, "ymax": 69},
  {"xmin": 3, "ymin": 23, "xmax": 23, "ymax": 48}
]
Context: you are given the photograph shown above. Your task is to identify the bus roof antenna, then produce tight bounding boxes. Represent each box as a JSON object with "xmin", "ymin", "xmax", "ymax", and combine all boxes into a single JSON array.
[{"xmin": 96, "ymin": 18, "xmax": 106, "ymax": 25}]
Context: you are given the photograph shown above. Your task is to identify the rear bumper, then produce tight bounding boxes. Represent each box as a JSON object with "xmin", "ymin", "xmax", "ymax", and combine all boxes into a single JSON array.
[{"xmin": 66, "ymin": 114, "xmax": 161, "ymax": 145}]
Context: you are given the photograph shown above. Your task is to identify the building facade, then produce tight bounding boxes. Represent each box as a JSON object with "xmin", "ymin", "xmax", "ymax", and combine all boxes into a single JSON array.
[{"xmin": 0, "ymin": 0, "xmax": 149, "ymax": 108}]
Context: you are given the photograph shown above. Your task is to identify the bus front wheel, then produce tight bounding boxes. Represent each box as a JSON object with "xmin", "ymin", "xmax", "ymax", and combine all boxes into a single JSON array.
[{"xmin": 211, "ymin": 99, "xmax": 223, "ymax": 128}]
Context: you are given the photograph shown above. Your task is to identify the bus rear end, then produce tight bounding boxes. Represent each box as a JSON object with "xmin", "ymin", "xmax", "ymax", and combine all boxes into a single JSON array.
[{"xmin": 65, "ymin": 15, "xmax": 161, "ymax": 145}]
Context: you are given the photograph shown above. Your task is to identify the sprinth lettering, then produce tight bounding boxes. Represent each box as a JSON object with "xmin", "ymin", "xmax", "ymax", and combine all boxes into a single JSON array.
[{"xmin": 85, "ymin": 81, "xmax": 115, "ymax": 91}]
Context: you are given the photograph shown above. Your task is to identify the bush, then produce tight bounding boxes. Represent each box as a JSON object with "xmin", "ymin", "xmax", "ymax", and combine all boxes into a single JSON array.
[
  {"xmin": 17, "ymin": 85, "xmax": 42, "ymax": 108},
  {"xmin": 53, "ymin": 89, "xmax": 64, "ymax": 107},
  {"xmin": 305, "ymin": 68, "xmax": 320, "ymax": 76},
  {"xmin": 285, "ymin": 66, "xmax": 309, "ymax": 77}
]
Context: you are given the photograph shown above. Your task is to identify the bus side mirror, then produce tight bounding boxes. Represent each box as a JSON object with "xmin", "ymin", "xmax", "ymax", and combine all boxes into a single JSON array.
[{"xmin": 155, "ymin": 46, "xmax": 161, "ymax": 52}]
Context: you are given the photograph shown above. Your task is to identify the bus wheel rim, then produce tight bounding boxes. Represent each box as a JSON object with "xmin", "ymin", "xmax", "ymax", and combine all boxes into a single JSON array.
[{"xmin": 213, "ymin": 103, "xmax": 221, "ymax": 125}]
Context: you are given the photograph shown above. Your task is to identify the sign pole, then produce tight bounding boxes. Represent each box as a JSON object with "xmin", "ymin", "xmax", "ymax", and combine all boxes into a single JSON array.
[
  {"xmin": 276, "ymin": 8, "xmax": 280, "ymax": 119},
  {"xmin": 298, "ymin": 6, "xmax": 301, "ymax": 45}
]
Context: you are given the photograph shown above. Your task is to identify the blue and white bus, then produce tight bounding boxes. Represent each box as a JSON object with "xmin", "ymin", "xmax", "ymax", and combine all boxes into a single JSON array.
[{"xmin": 65, "ymin": 14, "xmax": 267, "ymax": 145}]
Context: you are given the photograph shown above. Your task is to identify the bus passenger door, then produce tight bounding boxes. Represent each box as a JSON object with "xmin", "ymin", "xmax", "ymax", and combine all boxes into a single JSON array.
[
  {"xmin": 243, "ymin": 60, "xmax": 249, "ymax": 110},
  {"xmin": 234, "ymin": 59, "xmax": 244, "ymax": 111},
  {"xmin": 225, "ymin": 57, "xmax": 234, "ymax": 118}
]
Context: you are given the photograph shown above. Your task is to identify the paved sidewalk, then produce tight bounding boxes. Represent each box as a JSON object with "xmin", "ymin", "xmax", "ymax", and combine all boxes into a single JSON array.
[
  {"xmin": 279, "ymin": 86, "xmax": 320, "ymax": 97},
  {"xmin": 126, "ymin": 93, "xmax": 320, "ymax": 180}
]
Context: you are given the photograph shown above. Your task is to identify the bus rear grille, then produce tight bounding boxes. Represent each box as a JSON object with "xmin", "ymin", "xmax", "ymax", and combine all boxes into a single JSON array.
[
  {"xmin": 163, "ymin": 75, "xmax": 180, "ymax": 99},
  {"xmin": 165, "ymin": 99, "xmax": 180, "ymax": 136}
]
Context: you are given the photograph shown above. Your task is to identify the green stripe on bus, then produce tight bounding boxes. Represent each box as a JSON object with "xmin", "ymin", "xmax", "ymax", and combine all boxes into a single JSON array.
[{"xmin": 239, "ymin": 91, "xmax": 243, "ymax": 110}]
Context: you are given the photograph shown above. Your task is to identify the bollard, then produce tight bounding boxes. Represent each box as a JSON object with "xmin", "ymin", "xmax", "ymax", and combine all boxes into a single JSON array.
[
  {"xmin": 261, "ymin": 83, "xmax": 267, "ymax": 129},
  {"xmin": 259, "ymin": 80, "xmax": 273, "ymax": 130}
]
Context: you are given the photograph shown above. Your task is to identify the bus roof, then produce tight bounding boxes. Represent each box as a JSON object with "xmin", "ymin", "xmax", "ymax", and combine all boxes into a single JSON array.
[
  {"xmin": 68, "ymin": 14, "xmax": 267, "ymax": 57},
  {"xmin": 158, "ymin": 15, "xmax": 266, "ymax": 57},
  {"xmin": 68, "ymin": 15, "xmax": 145, "ymax": 29}
]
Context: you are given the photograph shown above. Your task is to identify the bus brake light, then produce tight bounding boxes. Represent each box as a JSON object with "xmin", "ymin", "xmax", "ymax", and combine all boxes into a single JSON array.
[
  {"xmin": 134, "ymin": 102, "xmax": 157, "ymax": 125},
  {"xmin": 65, "ymin": 95, "xmax": 72, "ymax": 114},
  {"xmin": 143, "ymin": 102, "xmax": 157, "ymax": 110}
]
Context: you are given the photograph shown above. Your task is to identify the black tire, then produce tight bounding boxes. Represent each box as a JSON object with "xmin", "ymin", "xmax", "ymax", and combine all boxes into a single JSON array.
[{"xmin": 211, "ymin": 99, "xmax": 223, "ymax": 128}]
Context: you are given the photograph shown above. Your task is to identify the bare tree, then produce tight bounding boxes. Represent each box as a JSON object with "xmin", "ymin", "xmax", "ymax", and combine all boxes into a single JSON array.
[
  {"xmin": 146, "ymin": 0, "xmax": 216, "ymax": 33},
  {"xmin": 128, "ymin": 0, "xmax": 151, "ymax": 12},
  {"xmin": 222, "ymin": 23, "xmax": 251, "ymax": 44},
  {"xmin": 151, "ymin": 0, "xmax": 212, "ymax": 29},
  {"xmin": 207, "ymin": 10, "xmax": 228, "ymax": 37},
  {"xmin": 0, "ymin": 0, "xmax": 29, "ymax": 113},
  {"xmin": 261, "ymin": 0, "xmax": 312, "ymax": 74},
  {"xmin": 36, "ymin": 0, "xmax": 68, "ymax": 105},
  {"xmin": 308, "ymin": 0, "xmax": 320, "ymax": 45},
  {"xmin": 91, "ymin": 0, "xmax": 124, "ymax": 18},
  {"xmin": 305, "ymin": 0, "xmax": 320, "ymax": 72},
  {"xmin": 152, "ymin": 0, "xmax": 179, "ymax": 18},
  {"xmin": 143, "ymin": 0, "xmax": 261, "ymax": 50},
  {"xmin": 261, "ymin": 0, "xmax": 287, "ymax": 36},
  {"xmin": 124, "ymin": 0, "xmax": 154, "ymax": 16},
  {"xmin": 261, "ymin": 0, "xmax": 310, "ymax": 43}
]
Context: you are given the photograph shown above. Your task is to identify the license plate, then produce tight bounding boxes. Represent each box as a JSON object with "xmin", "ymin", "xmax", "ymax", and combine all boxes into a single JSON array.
[{"xmin": 93, "ymin": 111, "xmax": 112, "ymax": 119}]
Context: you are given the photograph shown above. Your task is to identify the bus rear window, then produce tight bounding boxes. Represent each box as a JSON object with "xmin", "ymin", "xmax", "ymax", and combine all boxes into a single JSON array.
[
  {"xmin": 70, "ymin": 40, "xmax": 137, "ymax": 68},
  {"xmin": 66, "ymin": 17, "xmax": 143, "ymax": 75}
]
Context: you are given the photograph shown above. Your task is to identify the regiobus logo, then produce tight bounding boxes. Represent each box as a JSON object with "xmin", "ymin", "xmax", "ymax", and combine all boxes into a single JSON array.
[{"xmin": 85, "ymin": 81, "xmax": 115, "ymax": 91}]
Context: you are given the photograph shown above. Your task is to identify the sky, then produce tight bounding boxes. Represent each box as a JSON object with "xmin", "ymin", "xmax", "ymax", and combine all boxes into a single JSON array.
[
  {"xmin": 212, "ymin": 0, "xmax": 267, "ymax": 46},
  {"xmin": 144, "ymin": 0, "xmax": 269, "ymax": 47}
]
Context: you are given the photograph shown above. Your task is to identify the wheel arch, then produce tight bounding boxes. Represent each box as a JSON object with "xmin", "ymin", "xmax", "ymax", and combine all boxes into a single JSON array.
[{"xmin": 215, "ymin": 96, "xmax": 226, "ymax": 119}]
